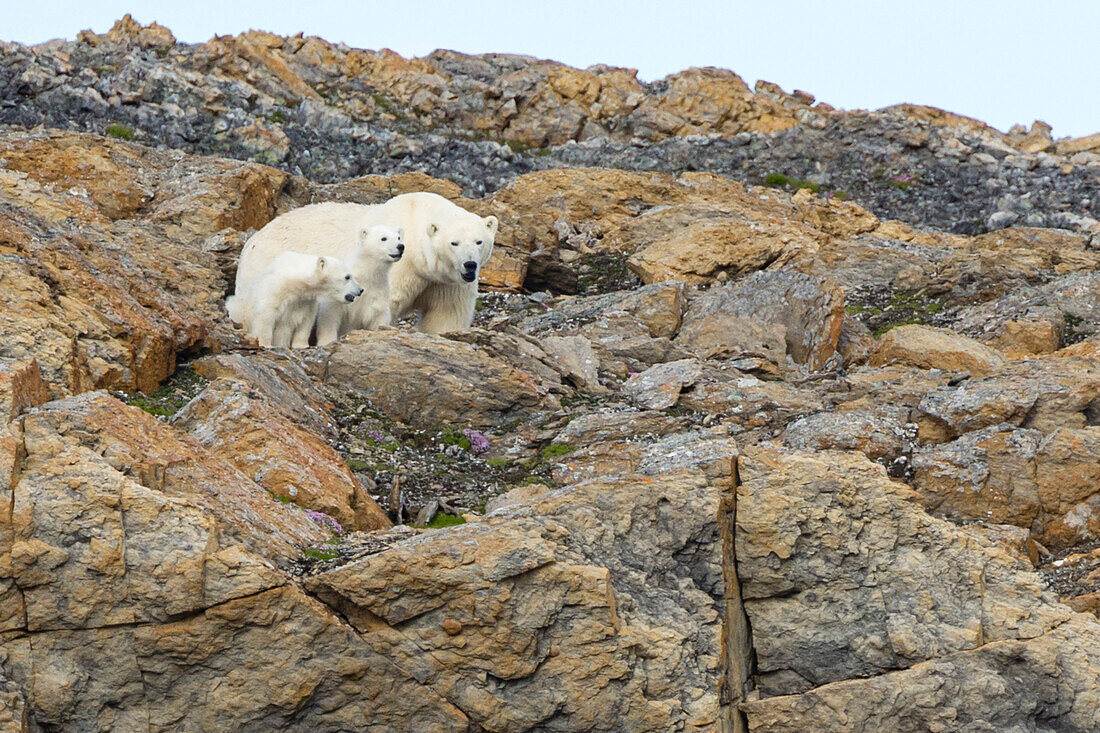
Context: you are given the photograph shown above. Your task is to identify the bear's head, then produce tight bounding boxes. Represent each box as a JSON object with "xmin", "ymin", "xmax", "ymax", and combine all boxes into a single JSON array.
[
  {"xmin": 355, "ymin": 224, "xmax": 404, "ymax": 264},
  {"xmin": 423, "ymin": 214, "xmax": 498, "ymax": 285},
  {"xmin": 313, "ymin": 256, "xmax": 364, "ymax": 303}
]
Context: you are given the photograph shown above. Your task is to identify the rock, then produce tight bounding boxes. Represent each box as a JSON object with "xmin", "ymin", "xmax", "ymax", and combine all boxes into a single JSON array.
[
  {"xmin": 191, "ymin": 352, "xmax": 338, "ymax": 438},
  {"xmin": 173, "ymin": 378, "xmax": 391, "ymax": 532},
  {"xmin": 555, "ymin": 409, "xmax": 683, "ymax": 444},
  {"xmin": 523, "ymin": 250, "xmax": 579, "ymax": 294},
  {"xmin": 323, "ymin": 330, "xmax": 562, "ymax": 430},
  {"xmin": 869, "ymin": 324, "xmax": 1006, "ymax": 376},
  {"xmin": 911, "ymin": 424, "xmax": 1045, "ymax": 530},
  {"xmin": 678, "ymin": 368, "xmax": 824, "ymax": 431},
  {"xmin": 743, "ymin": 615, "xmax": 1100, "ymax": 733},
  {"xmin": 521, "ymin": 282, "xmax": 685, "ymax": 340},
  {"xmin": 1056, "ymin": 132, "xmax": 1100, "ymax": 156},
  {"xmin": 553, "ymin": 427, "xmax": 738, "ymax": 486},
  {"xmin": 516, "ymin": 283, "xmax": 688, "ymax": 377},
  {"xmin": 836, "ymin": 316, "xmax": 876, "ymax": 366},
  {"xmin": 623, "ymin": 204, "xmax": 818, "ymax": 285},
  {"xmin": 915, "ymin": 357, "xmax": 1100, "ymax": 442},
  {"xmin": 737, "ymin": 448, "xmax": 1072, "ymax": 699},
  {"xmin": 623, "ymin": 359, "xmax": 702, "ymax": 409},
  {"xmin": 0, "ymin": 128, "xmax": 292, "ymax": 396},
  {"xmin": 1016, "ymin": 120, "xmax": 1055, "ymax": 154},
  {"xmin": 987, "ymin": 210, "xmax": 1019, "ymax": 229},
  {"xmin": 677, "ymin": 271, "xmax": 845, "ymax": 371},
  {"xmin": 948, "ymin": 270, "xmax": 1100, "ymax": 349},
  {"xmin": 911, "ymin": 424, "xmax": 1100, "ymax": 549},
  {"xmin": 779, "ymin": 402, "xmax": 914, "ymax": 461},
  {"xmin": 539, "ymin": 335, "xmax": 602, "ymax": 392},
  {"xmin": 306, "ymin": 470, "xmax": 730, "ymax": 732},
  {"xmin": 17, "ymin": 392, "xmax": 327, "ymax": 561}
]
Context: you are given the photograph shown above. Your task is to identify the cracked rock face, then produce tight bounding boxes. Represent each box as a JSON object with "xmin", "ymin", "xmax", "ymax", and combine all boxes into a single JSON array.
[{"xmin": 306, "ymin": 470, "xmax": 729, "ymax": 732}]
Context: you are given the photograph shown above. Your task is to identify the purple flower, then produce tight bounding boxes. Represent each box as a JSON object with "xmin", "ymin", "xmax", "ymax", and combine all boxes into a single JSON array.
[
  {"xmin": 462, "ymin": 428, "xmax": 490, "ymax": 454},
  {"xmin": 890, "ymin": 174, "xmax": 914, "ymax": 183},
  {"xmin": 305, "ymin": 509, "xmax": 343, "ymax": 534},
  {"xmin": 366, "ymin": 429, "xmax": 385, "ymax": 443}
]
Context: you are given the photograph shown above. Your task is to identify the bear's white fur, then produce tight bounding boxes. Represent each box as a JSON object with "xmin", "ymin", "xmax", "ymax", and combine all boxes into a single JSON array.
[
  {"xmin": 226, "ymin": 252, "xmax": 363, "ymax": 348},
  {"xmin": 315, "ymin": 224, "xmax": 404, "ymax": 346},
  {"xmin": 234, "ymin": 193, "xmax": 498, "ymax": 334}
]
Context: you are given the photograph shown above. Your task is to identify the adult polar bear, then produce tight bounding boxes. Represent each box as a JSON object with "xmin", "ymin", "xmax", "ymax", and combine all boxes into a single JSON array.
[{"xmin": 235, "ymin": 192, "xmax": 497, "ymax": 337}]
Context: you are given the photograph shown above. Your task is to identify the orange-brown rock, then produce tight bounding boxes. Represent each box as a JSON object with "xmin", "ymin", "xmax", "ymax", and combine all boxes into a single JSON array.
[
  {"xmin": 870, "ymin": 325, "xmax": 1006, "ymax": 376},
  {"xmin": 173, "ymin": 378, "xmax": 390, "ymax": 532}
]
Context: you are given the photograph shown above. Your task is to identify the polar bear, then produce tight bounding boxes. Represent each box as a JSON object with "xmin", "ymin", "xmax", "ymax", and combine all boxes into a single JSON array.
[
  {"xmin": 226, "ymin": 253, "xmax": 363, "ymax": 348},
  {"xmin": 233, "ymin": 193, "xmax": 498, "ymax": 334},
  {"xmin": 315, "ymin": 224, "xmax": 404, "ymax": 346}
]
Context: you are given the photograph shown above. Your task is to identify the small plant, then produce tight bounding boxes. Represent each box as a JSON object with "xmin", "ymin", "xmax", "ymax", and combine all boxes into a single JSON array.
[
  {"xmin": 1063, "ymin": 313, "xmax": 1090, "ymax": 345},
  {"xmin": 441, "ymin": 428, "xmax": 472, "ymax": 451},
  {"xmin": 886, "ymin": 174, "xmax": 918, "ymax": 190},
  {"xmin": 305, "ymin": 509, "xmax": 343, "ymax": 534},
  {"xmin": 105, "ymin": 124, "xmax": 134, "ymax": 141},
  {"xmin": 302, "ymin": 544, "xmax": 339, "ymax": 561},
  {"xmin": 125, "ymin": 366, "xmax": 208, "ymax": 420},
  {"xmin": 541, "ymin": 442, "xmax": 575, "ymax": 460},
  {"xmin": 764, "ymin": 173, "xmax": 820, "ymax": 193},
  {"xmin": 486, "ymin": 457, "xmax": 509, "ymax": 468},
  {"xmin": 416, "ymin": 513, "xmax": 467, "ymax": 529},
  {"xmin": 345, "ymin": 458, "xmax": 371, "ymax": 472},
  {"xmin": 462, "ymin": 428, "xmax": 490, "ymax": 454}
]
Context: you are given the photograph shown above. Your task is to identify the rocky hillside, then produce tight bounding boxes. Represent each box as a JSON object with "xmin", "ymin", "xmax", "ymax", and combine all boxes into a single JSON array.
[
  {"xmin": 0, "ymin": 15, "xmax": 1099, "ymax": 733},
  {"xmin": 4, "ymin": 15, "xmax": 1100, "ymax": 236}
]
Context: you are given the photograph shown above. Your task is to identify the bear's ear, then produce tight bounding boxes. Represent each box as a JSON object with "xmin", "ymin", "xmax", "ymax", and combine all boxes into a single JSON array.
[
  {"xmin": 315, "ymin": 256, "xmax": 327, "ymax": 272},
  {"xmin": 484, "ymin": 215, "xmax": 499, "ymax": 233},
  {"xmin": 427, "ymin": 223, "xmax": 439, "ymax": 237},
  {"xmin": 397, "ymin": 228, "xmax": 405, "ymax": 238}
]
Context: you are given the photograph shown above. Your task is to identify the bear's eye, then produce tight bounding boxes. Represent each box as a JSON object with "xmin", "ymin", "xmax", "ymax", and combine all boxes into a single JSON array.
[
  {"xmin": 476, "ymin": 240, "xmax": 483, "ymax": 245},
  {"xmin": 450, "ymin": 241, "xmax": 459, "ymax": 247},
  {"xmin": 344, "ymin": 274, "xmax": 351, "ymax": 281},
  {"xmin": 381, "ymin": 237, "xmax": 387, "ymax": 242}
]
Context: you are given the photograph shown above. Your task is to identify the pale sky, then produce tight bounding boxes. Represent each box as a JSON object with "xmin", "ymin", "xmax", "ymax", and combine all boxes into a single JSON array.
[{"xmin": 5, "ymin": 1, "xmax": 1097, "ymax": 138}]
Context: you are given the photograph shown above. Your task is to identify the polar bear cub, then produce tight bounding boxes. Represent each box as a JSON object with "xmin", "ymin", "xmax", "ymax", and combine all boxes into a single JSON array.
[
  {"xmin": 226, "ymin": 253, "xmax": 363, "ymax": 348},
  {"xmin": 315, "ymin": 224, "xmax": 404, "ymax": 346}
]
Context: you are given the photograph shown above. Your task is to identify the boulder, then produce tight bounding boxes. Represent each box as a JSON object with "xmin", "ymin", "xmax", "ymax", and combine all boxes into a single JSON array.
[
  {"xmin": 869, "ymin": 324, "xmax": 1006, "ymax": 376},
  {"xmin": 677, "ymin": 271, "xmax": 845, "ymax": 371},
  {"xmin": 323, "ymin": 330, "xmax": 562, "ymax": 430},
  {"xmin": 738, "ymin": 448, "xmax": 1074, "ymax": 699},
  {"xmin": 173, "ymin": 378, "xmax": 391, "ymax": 532}
]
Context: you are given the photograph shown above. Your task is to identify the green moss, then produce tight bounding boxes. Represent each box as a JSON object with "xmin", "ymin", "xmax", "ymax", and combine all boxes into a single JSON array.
[
  {"xmin": 371, "ymin": 93, "xmax": 393, "ymax": 113},
  {"xmin": 250, "ymin": 150, "xmax": 284, "ymax": 166},
  {"xmin": 764, "ymin": 173, "xmax": 820, "ymax": 193},
  {"xmin": 264, "ymin": 110, "xmax": 288, "ymax": 124},
  {"xmin": 541, "ymin": 442, "xmax": 575, "ymax": 459},
  {"xmin": 846, "ymin": 288, "xmax": 948, "ymax": 338},
  {"xmin": 105, "ymin": 124, "xmax": 134, "ymax": 141},
  {"xmin": 1063, "ymin": 313, "xmax": 1091, "ymax": 346},
  {"xmin": 302, "ymin": 546, "xmax": 339, "ymax": 561},
  {"xmin": 345, "ymin": 458, "xmax": 371, "ymax": 472},
  {"xmin": 414, "ymin": 513, "xmax": 467, "ymax": 529},
  {"xmin": 486, "ymin": 457, "xmax": 509, "ymax": 468},
  {"xmin": 575, "ymin": 253, "xmax": 640, "ymax": 295},
  {"xmin": 124, "ymin": 366, "xmax": 209, "ymax": 420}
]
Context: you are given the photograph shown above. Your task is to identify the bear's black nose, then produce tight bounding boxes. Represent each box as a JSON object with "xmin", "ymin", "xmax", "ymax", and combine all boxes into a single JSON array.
[
  {"xmin": 463, "ymin": 260, "xmax": 477, "ymax": 271},
  {"xmin": 344, "ymin": 292, "xmax": 357, "ymax": 302},
  {"xmin": 397, "ymin": 243, "xmax": 405, "ymax": 253}
]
